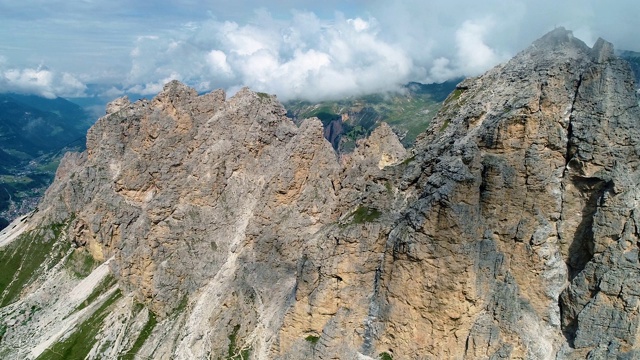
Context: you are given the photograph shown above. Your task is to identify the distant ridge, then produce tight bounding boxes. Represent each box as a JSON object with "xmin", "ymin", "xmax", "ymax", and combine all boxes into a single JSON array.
[{"xmin": 0, "ymin": 93, "xmax": 92, "ymax": 229}]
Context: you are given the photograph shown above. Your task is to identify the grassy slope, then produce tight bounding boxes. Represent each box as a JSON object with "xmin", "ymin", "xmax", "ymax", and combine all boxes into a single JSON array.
[
  {"xmin": 36, "ymin": 289, "xmax": 123, "ymax": 360},
  {"xmin": 0, "ymin": 222, "xmax": 72, "ymax": 307},
  {"xmin": 0, "ymin": 219, "xmax": 156, "ymax": 360}
]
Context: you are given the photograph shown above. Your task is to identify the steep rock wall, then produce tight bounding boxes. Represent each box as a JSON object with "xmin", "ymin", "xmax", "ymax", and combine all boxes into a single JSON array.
[{"xmin": 368, "ymin": 28, "xmax": 640, "ymax": 359}]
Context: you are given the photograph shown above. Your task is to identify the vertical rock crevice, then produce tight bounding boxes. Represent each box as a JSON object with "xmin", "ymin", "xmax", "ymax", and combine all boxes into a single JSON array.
[{"xmin": 565, "ymin": 177, "xmax": 609, "ymax": 280}]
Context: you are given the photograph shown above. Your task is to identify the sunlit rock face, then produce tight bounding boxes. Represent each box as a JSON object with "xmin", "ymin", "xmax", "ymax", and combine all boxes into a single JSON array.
[{"xmin": 1, "ymin": 28, "xmax": 640, "ymax": 360}]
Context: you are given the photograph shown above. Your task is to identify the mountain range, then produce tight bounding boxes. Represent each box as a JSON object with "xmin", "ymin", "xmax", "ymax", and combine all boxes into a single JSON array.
[
  {"xmin": 0, "ymin": 28, "xmax": 640, "ymax": 359},
  {"xmin": 0, "ymin": 94, "xmax": 92, "ymax": 229},
  {"xmin": 0, "ymin": 81, "xmax": 459, "ymax": 231}
]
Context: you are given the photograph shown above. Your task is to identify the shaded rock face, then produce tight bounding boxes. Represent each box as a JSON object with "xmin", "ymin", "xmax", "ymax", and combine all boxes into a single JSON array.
[{"xmin": 2, "ymin": 28, "xmax": 640, "ymax": 359}]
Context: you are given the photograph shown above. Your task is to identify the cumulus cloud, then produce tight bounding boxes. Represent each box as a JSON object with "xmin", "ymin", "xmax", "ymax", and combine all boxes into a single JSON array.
[
  {"xmin": 206, "ymin": 50, "xmax": 232, "ymax": 76},
  {"xmin": 2, "ymin": 0, "xmax": 640, "ymax": 101},
  {"xmin": 0, "ymin": 64, "xmax": 86, "ymax": 98},
  {"xmin": 455, "ymin": 20, "xmax": 504, "ymax": 74},
  {"xmin": 124, "ymin": 13, "xmax": 413, "ymax": 101},
  {"xmin": 428, "ymin": 19, "xmax": 508, "ymax": 82}
]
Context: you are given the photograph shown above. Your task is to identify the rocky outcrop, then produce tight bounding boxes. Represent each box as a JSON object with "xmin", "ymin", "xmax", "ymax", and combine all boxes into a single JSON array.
[
  {"xmin": 105, "ymin": 96, "xmax": 131, "ymax": 115},
  {"xmin": 1, "ymin": 28, "xmax": 639, "ymax": 359}
]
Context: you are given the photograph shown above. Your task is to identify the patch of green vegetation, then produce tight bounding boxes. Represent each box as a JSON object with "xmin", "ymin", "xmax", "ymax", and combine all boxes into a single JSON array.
[
  {"xmin": 226, "ymin": 324, "xmax": 251, "ymax": 359},
  {"xmin": 118, "ymin": 309, "xmax": 157, "ymax": 360},
  {"xmin": 300, "ymin": 104, "xmax": 335, "ymax": 119},
  {"xmin": 352, "ymin": 206, "xmax": 382, "ymax": 224},
  {"xmin": 400, "ymin": 155, "xmax": 416, "ymax": 166},
  {"xmin": 344, "ymin": 125, "xmax": 366, "ymax": 141},
  {"xmin": 3, "ymin": 149, "xmax": 31, "ymax": 160},
  {"xmin": 228, "ymin": 324, "xmax": 240, "ymax": 357},
  {"xmin": 439, "ymin": 119, "xmax": 451, "ymax": 132},
  {"xmin": 48, "ymin": 241, "xmax": 73, "ymax": 271},
  {"xmin": 444, "ymin": 88, "xmax": 465, "ymax": 105},
  {"xmin": 256, "ymin": 92, "xmax": 270, "ymax": 101},
  {"xmin": 384, "ymin": 181, "xmax": 393, "ymax": 194},
  {"xmin": 65, "ymin": 248, "xmax": 100, "ymax": 278},
  {"xmin": 305, "ymin": 335, "xmax": 320, "ymax": 345},
  {"xmin": 37, "ymin": 289, "xmax": 122, "ymax": 360},
  {"xmin": 313, "ymin": 111, "xmax": 340, "ymax": 127},
  {"xmin": 0, "ymin": 175, "xmax": 33, "ymax": 185},
  {"xmin": 0, "ymin": 222, "xmax": 72, "ymax": 307},
  {"xmin": 170, "ymin": 294, "xmax": 189, "ymax": 318},
  {"xmin": 49, "ymin": 221, "xmax": 68, "ymax": 239},
  {"xmin": 341, "ymin": 206, "xmax": 382, "ymax": 227},
  {"xmin": 379, "ymin": 351, "xmax": 393, "ymax": 360},
  {"xmin": 439, "ymin": 87, "xmax": 469, "ymax": 119},
  {"xmin": 0, "ymin": 323, "xmax": 6, "ymax": 342},
  {"xmin": 35, "ymin": 159, "xmax": 62, "ymax": 173},
  {"xmin": 98, "ymin": 340, "xmax": 114, "ymax": 357},
  {"xmin": 378, "ymin": 97, "xmax": 442, "ymax": 146},
  {"xmin": 289, "ymin": 103, "xmax": 342, "ymax": 127},
  {"xmin": 76, "ymin": 274, "xmax": 117, "ymax": 312},
  {"xmin": 132, "ymin": 301, "xmax": 144, "ymax": 314},
  {"xmin": 237, "ymin": 348, "xmax": 251, "ymax": 360}
]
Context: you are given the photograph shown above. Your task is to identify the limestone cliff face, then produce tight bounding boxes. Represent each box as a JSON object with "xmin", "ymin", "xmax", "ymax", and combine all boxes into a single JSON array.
[
  {"xmin": 380, "ymin": 28, "xmax": 640, "ymax": 359},
  {"xmin": 1, "ymin": 28, "xmax": 639, "ymax": 360}
]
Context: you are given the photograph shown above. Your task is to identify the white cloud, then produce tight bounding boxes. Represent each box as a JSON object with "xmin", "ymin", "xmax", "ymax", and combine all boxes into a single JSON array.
[
  {"xmin": 206, "ymin": 50, "xmax": 233, "ymax": 77},
  {"xmin": 429, "ymin": 58, "xmax": 456, "ymax": 83},
  {"xmin": 348, "ymin": 17, "xmax": 370, "ymax": 32},
  {"xmin": 427, "ymin": 19, "xmax": 507, "ymax": 82},
  {"xmin": 0, "ymin": 65, "xmax": 86, "ymax": 98},
  {"xmin": 120, "ymin": 12, "xmax": 413, "ymax": 101},
  {"xmin": 221, "ymin": 21, "xmax": 275, "ymax": 56},
  {"xmin": 101, "ymin": 86, "xmax": 125, "ymax": 98},
  {"xmin": 455, "ymin": 20, "xmax": 503, "ymax": 75},
  {"xmin": 2, "ymin": 0, "xmax": 640, "ymax": 101},
  {"xmin": 128, "ymin": 72, "xmax": 182, "ymax": 95}
]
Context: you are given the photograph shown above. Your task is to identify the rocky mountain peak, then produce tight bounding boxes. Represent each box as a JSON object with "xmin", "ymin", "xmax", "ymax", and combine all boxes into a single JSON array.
[
  {"xmin": 344, "ymin": 122, "xmax": 407, "ymax": 169},
  {"xmin": 105, "ymin": 95, "xmax": 131, "ymax": 115},
  {"xmin": 591, "ymin": 37, "xmax": 615, "ymax": 63},
  {"xmin": 532, "ymin": 27, "xmax": 587, "ymax": 50}
]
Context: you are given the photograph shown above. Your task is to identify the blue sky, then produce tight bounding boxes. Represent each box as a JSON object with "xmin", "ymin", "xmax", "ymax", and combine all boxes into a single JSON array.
[{"xmin": 0, "ymin": 0, "xmax": 637, "ymax": 102}]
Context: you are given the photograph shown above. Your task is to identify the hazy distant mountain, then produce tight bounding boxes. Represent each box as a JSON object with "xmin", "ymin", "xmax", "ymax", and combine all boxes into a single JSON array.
[
  {"xmin": 0, "ymin": 93, "xmax": 92, "ymax": 228},
  {"xmin": 0, "ymin": 93, "xmax": 91, "ymax": 159},
  {"xmin": 618, "ymin": 49, "xmax": 640, "ymax": 86},
  {"xmin": 284, "ymin": 80, "xmax": 459, "ymax": 152}
]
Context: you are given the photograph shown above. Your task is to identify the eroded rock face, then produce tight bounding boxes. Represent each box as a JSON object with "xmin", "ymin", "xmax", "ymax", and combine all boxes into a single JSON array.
[
  {"xmin": 3, "ymin": 28, "xmax": 640, "ymax": 359},
  {"xmin": 42, "ymin": 82, "xmax": 339, "ymax": 314},
  {"xmin": 375, "ymin": 28, "xmax": 640, "ymax": 359},
  {"xmin": 25, "ymin": 79, "xmax": 410, "ymax": 359}
]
